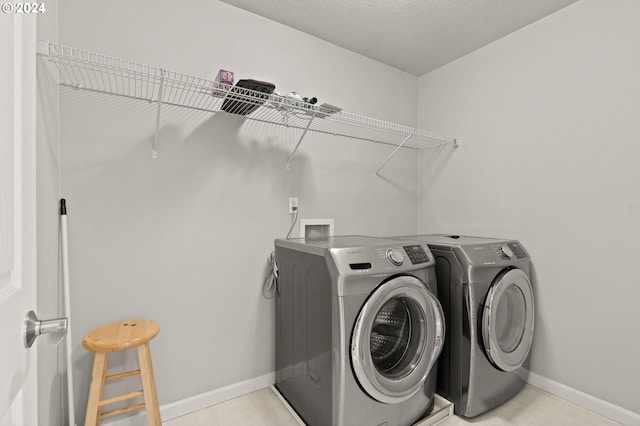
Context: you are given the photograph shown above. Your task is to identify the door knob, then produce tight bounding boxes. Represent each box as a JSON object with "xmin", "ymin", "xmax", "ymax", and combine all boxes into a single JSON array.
[{"xmin": 24, "ymin": 310, "xmax": 68, "ymax": 348}]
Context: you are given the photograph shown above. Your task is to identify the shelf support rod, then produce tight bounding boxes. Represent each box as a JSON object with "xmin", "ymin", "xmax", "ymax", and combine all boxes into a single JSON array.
[
  {"xmin": 286, "ymin": 113, "xmax": 316, "ymax": 170},
  {"xmin": 374, "ymin": 132, "xmax": 414, "ymax": 176},
  {"xmin": 152, "ymin": 69, "xmax": 166, "ymax": 159}
]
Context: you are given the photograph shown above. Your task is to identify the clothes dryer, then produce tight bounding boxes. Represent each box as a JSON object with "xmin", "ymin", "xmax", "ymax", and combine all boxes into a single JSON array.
[
  {"xmin": 274, "ymin": 236, "xmax": 444, "ymax": 426},
  {"xmin": 396, "ymin": 234, "xmax": 534, "ymax": 418}
]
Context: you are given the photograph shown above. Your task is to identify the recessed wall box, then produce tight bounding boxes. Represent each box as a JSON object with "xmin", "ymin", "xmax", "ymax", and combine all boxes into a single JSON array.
[{"xmin": 300, "ymin": 219, "xmax": 334, "ymax": 239}]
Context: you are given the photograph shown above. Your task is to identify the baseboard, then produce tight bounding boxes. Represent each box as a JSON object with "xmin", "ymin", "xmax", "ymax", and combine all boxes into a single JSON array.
[
  {"xmin": 160, "ymin": 372, "xmax": 276, "ymax": 421},
  {"xmin": 101, "ymin": 372, "xmax": 276, "ymax": 425},
  {"xmin": 527, "ymin": 371, "xmax": 640, "ymax": 426}
]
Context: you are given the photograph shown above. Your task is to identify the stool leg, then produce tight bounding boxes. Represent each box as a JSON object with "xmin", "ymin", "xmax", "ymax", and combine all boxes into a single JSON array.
[
  {"xmin": 138, "ymin": 343, "xmax": 161, "ymax": 425},
  {"xmin": 85, "ymin": 352, "xmax": 108, "ymax": 426}
]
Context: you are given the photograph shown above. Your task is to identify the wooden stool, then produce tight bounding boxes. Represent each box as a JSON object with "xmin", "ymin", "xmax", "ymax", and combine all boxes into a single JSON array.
[{"xmin": 82, "ymin": 319, "xmax": 161, "ymax": 426}]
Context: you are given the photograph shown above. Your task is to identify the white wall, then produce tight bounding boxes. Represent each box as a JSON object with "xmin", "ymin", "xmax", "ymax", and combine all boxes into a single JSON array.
[
  {"xmin": 36, "ymin": 2, "xmax": 64, "ymax": 424},
  {"xmin": 417, "ymin": 0, "xmax": 640, "ymax": 422},
  {"xmin": 53, "ymin": 0, "xmax": 421, "ymax": 422},
  {"xmin": 44, "ymin": 0, "xmax": 640, "ymax": 423}
]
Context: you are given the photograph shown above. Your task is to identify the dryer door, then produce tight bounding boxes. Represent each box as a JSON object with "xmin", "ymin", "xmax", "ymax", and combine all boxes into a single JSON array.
[
  {"xmin": 482, "ymin": 268, "xmax": 534, "ymax": 371},
  {"xmin": 351, "ymin": 275, "xmax": 444, "ymax": 404}
]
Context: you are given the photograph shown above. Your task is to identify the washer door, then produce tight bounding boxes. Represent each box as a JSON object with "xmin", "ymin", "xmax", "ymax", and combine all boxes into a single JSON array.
[
  {"xmin": 351, "ymin": 276, "xmax": 444, "ymax": 404},
  {"xmin": 482, "ymin": 268, "xmax": 534, "ymax": 372}
]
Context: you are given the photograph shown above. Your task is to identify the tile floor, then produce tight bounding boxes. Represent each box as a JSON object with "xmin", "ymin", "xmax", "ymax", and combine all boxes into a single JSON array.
[
  {"xmin": 438, "ymin": 385, "xmax": 619, "ymax": 426},
  {"xmin": 163, "ymin": 384, "xmax": 620, "ymax": 426}
]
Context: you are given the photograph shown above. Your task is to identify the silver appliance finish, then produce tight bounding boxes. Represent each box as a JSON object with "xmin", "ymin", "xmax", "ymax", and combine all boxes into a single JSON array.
[
  {"xmin": 274, "ymin": 236, "xmax": 444, "ymax": 426},
  {"xmin": 397, "ymin": 234, "xmax": 534, "ymax": 418}
]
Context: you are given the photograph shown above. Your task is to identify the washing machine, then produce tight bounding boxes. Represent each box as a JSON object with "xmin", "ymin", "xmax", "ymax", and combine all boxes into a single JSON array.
[
  {"xmin": 274, "ymin": 235, "xmax": 445, "ymax": 426},
  {"xmin": 396, "ymin": 234, "xmax": 534, "ymax": 418}
]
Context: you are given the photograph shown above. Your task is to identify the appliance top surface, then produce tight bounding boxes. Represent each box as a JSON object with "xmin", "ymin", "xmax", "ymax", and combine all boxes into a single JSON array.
[
  {"xmin": 400, "ymin": 234, "xmax": 511, "ymax": 246},
  {"xmin": 283, "ymin": 235, "xmax": 406, "ymax": 249}
]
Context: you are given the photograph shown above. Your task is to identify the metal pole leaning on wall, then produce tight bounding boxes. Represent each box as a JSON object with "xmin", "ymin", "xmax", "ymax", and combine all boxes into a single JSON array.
[{"xmin": 60, "ymin": 199, "xmax": 77, "ymax": 426}]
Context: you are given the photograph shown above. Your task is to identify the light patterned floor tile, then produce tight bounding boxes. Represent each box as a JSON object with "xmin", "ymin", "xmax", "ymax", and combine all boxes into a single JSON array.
[
  {"xmin": 163, "ymin": 384, "xmax": 621, "ymax": 425},
  {"xmin": 438, "ymin": 385, "xmax": 620, "ymax": 426}
]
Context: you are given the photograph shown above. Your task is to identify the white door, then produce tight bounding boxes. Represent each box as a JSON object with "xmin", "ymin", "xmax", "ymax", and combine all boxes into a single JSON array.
[{"xmin": 0, "ymin": 11, "xmax": 38, "ymax": 426}]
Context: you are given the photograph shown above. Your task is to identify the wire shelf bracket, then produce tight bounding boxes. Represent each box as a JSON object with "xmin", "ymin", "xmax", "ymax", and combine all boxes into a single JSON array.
[
  {"xmin": 152, "ymin": 69, "xmax": 166, "ymax": 158},
  {"xmin": 374, "ymin": 132, "xmax": 414, "ymax": 176},
  {"xmin": 286, "ymin": 112, "xmax": 316, "ymax": 171},
  {"xmin": 37, "ymin": 41, "xmax": 460, "ymax": 169}
]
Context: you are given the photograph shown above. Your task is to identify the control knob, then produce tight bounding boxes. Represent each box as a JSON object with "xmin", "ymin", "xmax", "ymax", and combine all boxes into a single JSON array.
[
  {"xmin": 386, "ymin": 248, "xmax": 404, "ymax": 266},
  {"xmin": 499, "ymin": 244, "xmax": 514, "ymax": 259}
]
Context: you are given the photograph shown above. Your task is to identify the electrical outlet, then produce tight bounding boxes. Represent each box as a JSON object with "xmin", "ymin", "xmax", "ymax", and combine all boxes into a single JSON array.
[{"xmin": 288, "ymin": 197, "xmax": 298, "ymax": 214}]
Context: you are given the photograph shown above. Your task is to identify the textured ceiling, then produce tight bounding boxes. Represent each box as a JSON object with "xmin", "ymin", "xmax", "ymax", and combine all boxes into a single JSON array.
[{"xmin": 220, "ymin": 0, "xmax": 580, "ymax": 76}]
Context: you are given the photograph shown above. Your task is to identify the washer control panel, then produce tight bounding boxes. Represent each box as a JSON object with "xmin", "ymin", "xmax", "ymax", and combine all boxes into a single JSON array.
[
  {"xmin": 377, "ymin": 244, "xmax": 431, "ymax": 266},
  {"xmin": 490, "ymin": 242, "xmax": 528, "ymax": 260},
  {"xmin": 491, "ymin": 241, "xmax": 528, "ymax": 260},
  {"xmin": 327, "ymin": 241, "xmax": 434, "ymax": 274},
  {"xmin": 403, "ymin": 244, "xmax": 431, "ymax": 264}
]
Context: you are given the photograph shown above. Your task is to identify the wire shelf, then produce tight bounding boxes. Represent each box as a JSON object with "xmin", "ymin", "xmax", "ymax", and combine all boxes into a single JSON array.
[{"xmin": 43, "ymin": 42, "xmax": 458, "ymax": 168}]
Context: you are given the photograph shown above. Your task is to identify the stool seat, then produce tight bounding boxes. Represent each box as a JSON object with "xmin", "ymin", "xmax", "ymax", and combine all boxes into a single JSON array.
[
  {"xmin": 83, "ymin": 319, "xmax": 159, "ymax": 352},
  {"xmin": 83, "ymin": 319, "xmax": 161, "ymax": 425}
]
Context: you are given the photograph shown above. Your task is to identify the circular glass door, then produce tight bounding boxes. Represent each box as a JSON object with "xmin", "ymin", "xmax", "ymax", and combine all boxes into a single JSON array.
[
  {"xmin": 482, "ymin": 268, "xmax": 534, "ymax": 372},
  {"xmin": 351, "ymin": 276, "xmax": 444, "ymax": 404}
]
